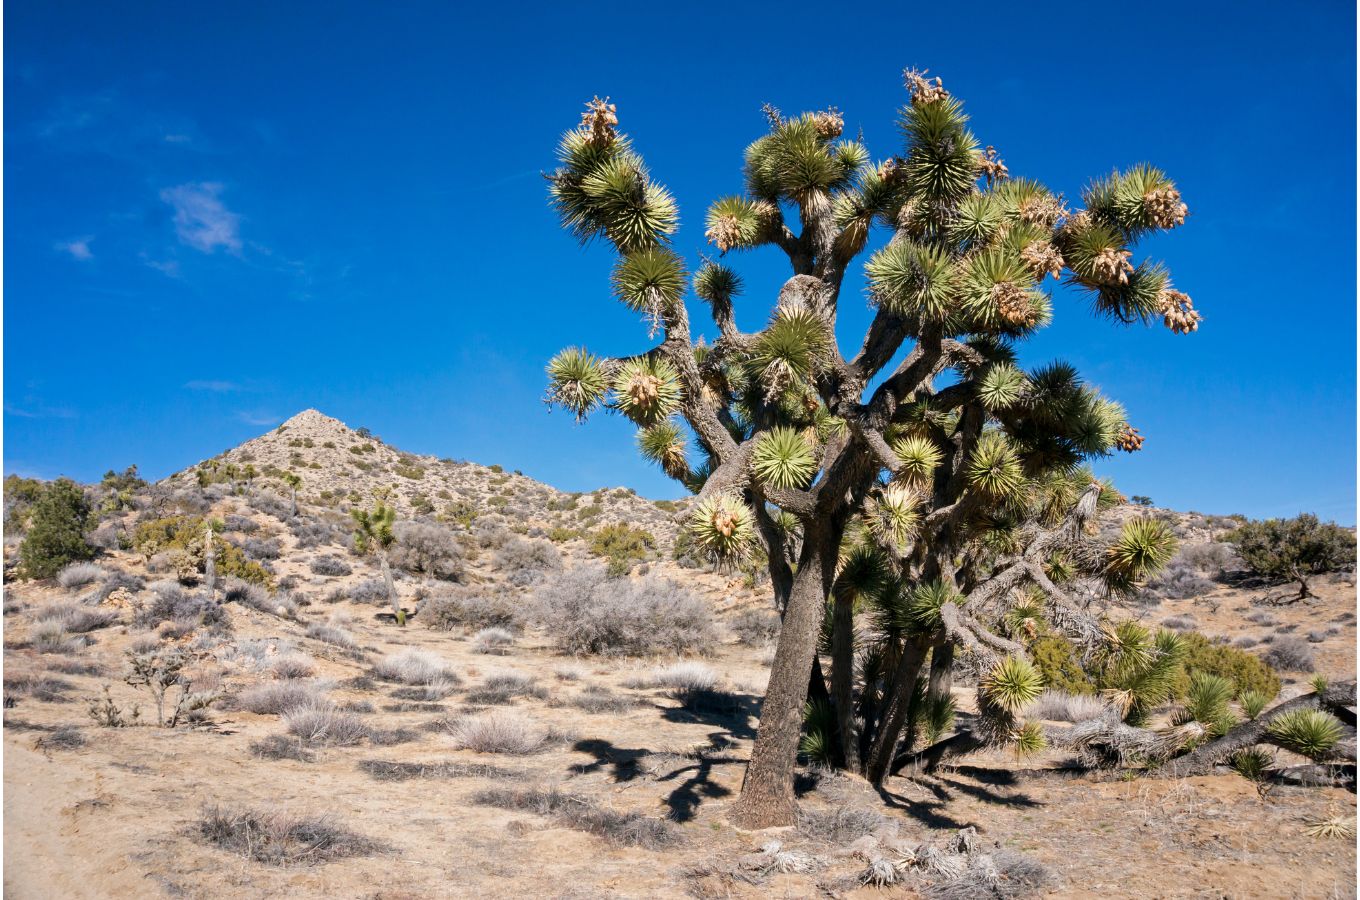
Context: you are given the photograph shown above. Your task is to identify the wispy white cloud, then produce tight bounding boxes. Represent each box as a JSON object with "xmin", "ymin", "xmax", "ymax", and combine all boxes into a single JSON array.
[
  {"xmin": 54, "ymin": 236, "xmax": 94, "ymax": 260},
  {"xmin": 5, "ymin": 403, "xmax": 77, "ymax": 420},
  {"xmin": 186, "ymin": 380, "xmax": 243, "ymax": 393},
  {"xmin": 163, "ymin": 133, "xmax": 192, "ymax": 144},
  {"xmin": 142, "ymin": 256, "xmax": 182, "ymax": 278},
  {"xmin": 237, "ymin": 411, "xmax": 282, "ymax": 426},
  {"xmin": 160, "ymin": 182, "xmax": 241, "ymax": 253}
]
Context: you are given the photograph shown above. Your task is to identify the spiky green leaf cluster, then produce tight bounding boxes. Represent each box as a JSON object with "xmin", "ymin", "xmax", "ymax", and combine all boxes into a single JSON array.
[
  {"xmin": 612, "ymin": 357, "xmax": 682, "ymax": 427},
  {"xmin": 965, "ymin": 431, "xmax": 1025, "ymax": 498},
  {"xmin": 751, "ymin": 426, "xmax": 817, "ymax": 489},
  {"xmin": 549, "ymin": 126, "xmax": 678, "ymax": 253},
  {"xmin": 748, "ymin": 309, "xmax": 832, "ymax": 389},
  {"xmin": 611, "ymin": 248, "xmax": 686, "ymax": 317},
  {"xmin": 687, "ymin": 494, "xmax": 756, "ymax": 560},
  {"xmin": 1105, "ymin": 518, "xmax": 1178, "ymax": 592},
  {"xmin": 981, "ymin": 656, "xmax": 1045, "ymax": 713},
  {"xmin": 637, "ymin": 421, "xmax": 689, "ymax": 480},
  {"xmin": 890, "ymin": 434, "xmax": 943, "ymax": 486},
  {"xmin": 546, "ymin": 347, "xmax": 609, "ymax": 421},
  {"xmin": 898, "ymin": 95, "xmax": 980, "ymax": 205},
  {"xmin": 865, "ymin": 240, "xmax": 956, "ymax": 320},
  {"xmin": 1267, "ymin": 709, "xmax": 1344, "ymax": 761},
  {"xmin": 863, "ymin": 483, "xmax": 923, "ymax": 550}
]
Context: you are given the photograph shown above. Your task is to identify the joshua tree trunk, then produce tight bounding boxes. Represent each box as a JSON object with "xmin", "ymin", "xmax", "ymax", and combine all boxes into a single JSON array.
[
  {"xmin": 831, "ymin": 593, "xmax": 859, "ymax": 771},
  {"xmin": 290, "ymin": 486, "xmax": 298, "ymax": 518},
  {"xmin": 731, "ymin": 525, "xmax": 836, "ymax": 829},
  {"xmin": 379, "ymin": 552, "xmax": 403, "ymax": 626},
  {"xmin": 203, "ymin": 523, "xmax": 216, "ymax": 600},
  {"xmin": 927, "ymin": 638, "xmax": 954, "ymax": 708},
  {"xmin": 865, "ymin": 634, "xmax": 929, "ymax": 785}
]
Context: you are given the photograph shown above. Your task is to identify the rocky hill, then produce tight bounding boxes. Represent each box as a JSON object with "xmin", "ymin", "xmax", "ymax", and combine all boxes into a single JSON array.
[{"xmin": 164, "ymin": 408, "xmax": 690, "ymax": 549}]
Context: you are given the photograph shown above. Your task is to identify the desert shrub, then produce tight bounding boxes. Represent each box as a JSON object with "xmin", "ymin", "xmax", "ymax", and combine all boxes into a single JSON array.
[
  {"xmin": 310, "ymin": 556, "xmax": 352, "ymax": 577},
  {"xmin": 797, "ymin": 807, "xmax": 889, "ymax": 843},
  {"xmin": 4, "ymin": 672, "xmax": 76, "ymax": 702},
  {"xmin": 305, "ymin": 620, "xmax": 357, "ymax": 650},
  {"xmin": 1141, "ymin": 561, "xmax": 1214, "ymax": 601},
  {"xmin": 629, "ymin": 661, "xmax": 718, "ymax": 692},
  {"xmin": 390, "ymin": 522, "xmax": 464, "ymax": 581},
  {"xmin": 419, "ymin": 589, "xmax": 521, "ymax": 633},
  {"xmin": 466, "ymin": 671, "xmax": 547, "ymax": 705},
  {"xmin": 91, "ymin": 571, "xmax": 144, "ymax": 604},
  {"xmin": 222, "ymin": 514, "xmax": 259, "ymax": 533},
  {"xmin": 1029, "ymin": 635, "xmax": 1095, "ymax": 694},
  {"xmin": 1245, "ymin": 610, "xmax": 1279, "ymax": 626},
  {"xmin": 532, "ymin": 565, "xmax": 716, "ymax": 656},
  {"xmin": 198, "ymin": 805, "xmax": 382, "ymax": 865},
  {"xmin": 1226, "ymin": 514, "xmax": 1357, "ymax": 597},
  {"xmin": 134, "ymin": 582, "xmax": 226, "ymax": 630},
  {"xmin": 236, "ymin": 537, "xmax": 281, "ymax": 560},
  {"xmin": 1023, "ymin": 690, "xmax": 1109, "ymax": 723},
  {"xmin": 1179, "ymin": 542, "xmax": 1239, "ymax": 575},
  {"xmin": 492, "ymin": 536, "xmax": 562, "ymax": 586},
  {"xmin": 588, "ymin": 523, "xmax": 655, "ymax": 577},
  {"xmin": 123, "ymin": 646, "xmax": 220, "ymax": 726},
  {"xmin": 237, "ymin": 680, "xmax": 327, "ymax": 715},
  {"xmin": 270, "ymin": 654, "xmax": 316, "ymax": 680},
  {"xmin": 1161, "ymin": 614, "xmax": 1197, "ymax": 631},
  {"xmin": 926, "ymin": 850, "xmax": 1052, "ymax": 900},
  {"xmin": 372, "ymin": 649, "xmax": 458, "ymax": 686},
  {"xmin": 283, "ymin": 701, "xmax": 371, "ymax": 746},
  {"xmin": 3, "ymin": 473, "xmax": 46, "ymax": 531},
  {"xmin": 87, "ymin": 521, "xmax": 127, "ymax": 551},
  {"xmin": 244, "ymin": 489, "xmax": 292, "ymax": 521},
  {"xmin": 473, "ymin": 787, "xmax": 679, "ymax": 848},
  {"xmin": 249, "ymin": 735, "xmax": 316, "ymax": 762},
  {"xmin": 133, "ymin": 516, "xmax": 273, "ymax": 589},
  {"xmin": 357, "ymin": 759, "xmax": 511, "ymax": 781},
  {"xmin": 19, "ymin": 478, "xmax": 95, "ymax": 579},
  {"xmin": 328, "ymin": 578, "xmax": 388, "ymax": 606},
  {"xmin": 29, "ymin": 621, "xmax": 86, "ymax": 654},
  {"xmin": 32, "ymin": 725, "xmax": 86, "ymax": 752},
  {"xmin": 1260, "ymin": 636, "xmax": 1315, "ymax": 673},
  {"xmin": 34, "ymin": 602, "xmax": 118, "ymax": 634},
  {"xmin": 571, "ymin": 686, "xmax": 636, "ymax": 714},
  {"xmin": 56, "ymin": 562, "xmax": 106, "ymax": 591},
  {"xmin": 292, "ymin": 519, "xmax": 341, "ymax": 550},
  {"xmin": 448, "ymin": 710, "xmax": 555, "ymax": 754},
  {"xmin": 222, "ymin": 578, "xmax": 288, "ymax": 618},
  {"xmin": 472, "ymin": 627, "xmax": 514, "ymax": 655},
  {"xmin": 1174, "ymin": 632, "xmax": 1283, "ymax": 695},
  {"xmin": 729, "ymin": 608, "xmax": 781, "ymax": 646}
]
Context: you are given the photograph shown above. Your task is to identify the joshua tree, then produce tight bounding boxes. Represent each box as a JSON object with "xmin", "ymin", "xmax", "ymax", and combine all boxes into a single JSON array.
[
  {"xmin": 544, "ymin": 70, "xmax": 1199, "ymax": 826},
  {"xmin": 351, "ymin": 502, "xmax": 402, "ymax": 625},
  {"xmin": 282, "ymin": 472, "xmax": 303, "ymax": 518},
  {"xmin": 1225, "ymin": 513, "xmax": 1356, "ymax": 600}
]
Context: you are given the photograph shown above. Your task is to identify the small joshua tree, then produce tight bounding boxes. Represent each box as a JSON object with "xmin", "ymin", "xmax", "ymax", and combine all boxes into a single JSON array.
[
  {"xmin": 544, "ymin": 70, "xmax": 1198, "ymax": 826},
  {"xmin": 1226, "ymin": 513, "xmax": 1356, "ymax": 600},
  {"xmin": 352, "ymin": 501, "xmax": 402, "ymax": 624},
  {"xmin": 282, "ymin": 472, "xmax": 302, "ymax": 518}
]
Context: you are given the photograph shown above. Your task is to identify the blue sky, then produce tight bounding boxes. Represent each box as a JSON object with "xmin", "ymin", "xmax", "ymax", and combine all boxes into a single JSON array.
[{"xmin": 4, "ymin": 1, "xmax": 1356, "ymax": 523}]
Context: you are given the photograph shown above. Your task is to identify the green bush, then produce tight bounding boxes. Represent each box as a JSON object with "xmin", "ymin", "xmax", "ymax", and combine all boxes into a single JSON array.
[
  {"xmin": 132, "ymin": 515, "xmax": 273, "ymax": 589},
  {"xmin": 589, "ymin": 523, "xmax": 655, "ymax": 577},
  {"xmin": 1172, "ymin": 631, "xmax": 1280, "ymax": 700},
  {"xmin": 1225, "ymin": 513, "xmax": 1356, "ymax": 598},
  {"xmin": 4, "ymin": 474, "xmax": 46, "ymax": 531},
  {"xmin": 18, "ymin": 478, "xmax": 96, "ymax": 578},
  {"xmin": 1029, "ymin": 635, "xmax": 1095, "ymax": 695}
]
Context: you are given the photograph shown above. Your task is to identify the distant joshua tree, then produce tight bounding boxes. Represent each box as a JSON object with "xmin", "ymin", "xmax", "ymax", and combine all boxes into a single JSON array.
[
  {"xmin": 544, "ymin": 70, "xmax": 1199, "ymax": 826},
  {"xmin": 281, "ymin": 472, "xmax": 302, "ymax": 518},
  {"xmin": 351, "ymin": 502, "xmax": 402, "ymax": 625}
]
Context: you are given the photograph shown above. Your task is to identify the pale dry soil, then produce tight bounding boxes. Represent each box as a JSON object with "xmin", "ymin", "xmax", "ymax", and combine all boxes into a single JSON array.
[{"xmin": 3, "ymin": 569, "xmax": 1355, "ymax": 899}]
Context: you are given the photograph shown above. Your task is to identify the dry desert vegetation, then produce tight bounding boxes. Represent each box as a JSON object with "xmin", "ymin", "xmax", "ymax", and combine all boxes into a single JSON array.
[{"xmin": 3, "ymin": 410, "xmax": 1355, "ymax": 898}]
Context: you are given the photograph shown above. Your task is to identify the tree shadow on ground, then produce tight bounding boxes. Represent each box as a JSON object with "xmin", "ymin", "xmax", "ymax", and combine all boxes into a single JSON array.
[
  {"xmin": 568, "ymin": 735, "xmax": 745, "ymax": 823},
  {"xmin": 659, "ymin": 688, "xmax": 761, "ymax": 741}
]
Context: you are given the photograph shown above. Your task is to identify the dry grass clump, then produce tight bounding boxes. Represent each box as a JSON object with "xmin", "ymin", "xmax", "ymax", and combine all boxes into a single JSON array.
[
  {"xmin": 419, "ymin": 590, "xmax": 521, "ymax": 633},
  {"xmin": 356, "ymin": 759, "xmax": 514, "ymax": 781},
  {"xmin": 466, "ymin": 671, "xmax": 547, "ymax": 705},
  {"xmin": 924, "ymin": 849, "xmax": 1051, "ymax": 899},
  {"xmin": 269, "ymin": 653, "xmax": 316, "ymax": 680},
  {"xmin": 309, "ymin": 555, "xmax": 352, "ymax": 577},
  {"xmin": 1261, "ymin": 636, "xmax": 1315, "ymax": 672},
  {"xmin": 797, "ymin": 807, "xmax": 890, "ymax": 843},
  {"xmin": 570, "ymin": 686, "xmax": 637, "ymax": 714},
  {"xmin": 729, "ymin": 607, "xmax": 781, "ymax": 646},
  {"xmin": 32, "ymin": 724, "xmax": 86, "ymax": 752},
  {"xmin": 390, "ymin": 679, "xmax": 459, "ymax": 702},
  {"xmin": 447, "ymin": 709, "xmax": 561, "ymax": 754},
  {"xmin": 531, "ymin": 565, "xmax": 716, "ymax": 656},
  {"xmin": 29, "ymin": 621, "xmax": 88, "ymax": 655},
  {"xmin": 135, "ymin": 582, "xmax": 226, "ymax": 630},
  {"xmin": 282, "ymin": 700, "xmax": 371, "ymax": 747},
  {"xmin": 473, "ymin": 787, "xmax": 680, "ymax": 848},
  {"xmin": 305, "ymin": 617, "xmax": 357, "ymax": 650},
  {"xmin": 237, "ymin": 680, "xmax": 327, "ymax": 715},
  {"xmin": 34, "ymin": 602, "xmax": 119, "ymax": 634},
  {"xmin": 372, "ymin": 649, "xmax": 459, "ymax": 686},
  {"xmin": 4, "ymin": 672, "xmax": 77, "ymax": 702},
  {"xmin": 198, "ymin": 804, "xmax": 384, "ymax": 865},
  {"xmin": 472, "ymin": 627, "xmax": 514, "ymax": 655},
  {"xmin": 249, "ymin": 734, "xmax": 316, "ymax": 762},
  {"xmin": 626, "ymin": 661, "xmax": 718, "ymax": 692},
  {"xmin": 56, "ymin": 562, "xmax": 106, "ymax": 590},
  {"xmin": 1023, "ymin": 690, "xmax": 1109, "ymax": 723}
]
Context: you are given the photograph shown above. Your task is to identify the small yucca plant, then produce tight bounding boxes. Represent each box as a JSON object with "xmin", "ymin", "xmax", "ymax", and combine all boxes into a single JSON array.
[
  {"xmin": 1236, "ymin": 689, "xmax": 1272, "ymax": 721},
  {"xmin": 981, "ymin": 656, "xmax": 1045, "ymax": 713},
  {"xmin": 1229, "ymin": 747, "xmax": 1273, "ymax": 782},
  {"xmin": 1267, "ymin": 709, "xmax": 1344, "ymax": 761}
]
